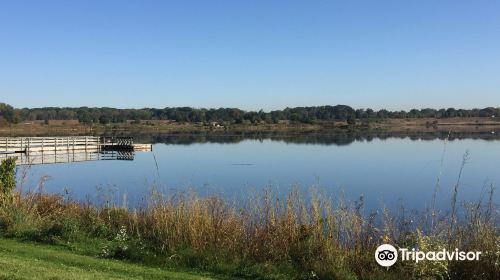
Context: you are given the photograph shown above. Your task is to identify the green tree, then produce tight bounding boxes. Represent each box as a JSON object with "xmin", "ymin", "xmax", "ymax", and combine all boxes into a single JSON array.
[
  {"xmin": 99, "ymin": 115, "xmax": 111, "ymax": 124},
  {"xmin": 0, "ymin": 102, "xmax": 16, "ymax": 123}
]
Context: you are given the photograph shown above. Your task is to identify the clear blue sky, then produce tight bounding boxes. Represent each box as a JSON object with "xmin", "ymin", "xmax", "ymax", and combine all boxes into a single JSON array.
[{"xmin": 1, "ymin": 0, "xmax": 499, "ymax": 111}]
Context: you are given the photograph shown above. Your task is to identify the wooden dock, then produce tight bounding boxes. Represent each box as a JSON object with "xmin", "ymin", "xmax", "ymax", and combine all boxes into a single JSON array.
[
  {"xmin": 0, "ymin": 136, "xmax": 151, "ymax": 165},
  {"xmin": 1, "ymin": 137, "xmax": 100, "ymax": 154}
]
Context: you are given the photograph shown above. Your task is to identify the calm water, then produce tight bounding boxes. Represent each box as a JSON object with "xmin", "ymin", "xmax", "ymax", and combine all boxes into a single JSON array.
[{"xmin": 16, "ymin": 132, "xmax": 500, "ymax": 211}]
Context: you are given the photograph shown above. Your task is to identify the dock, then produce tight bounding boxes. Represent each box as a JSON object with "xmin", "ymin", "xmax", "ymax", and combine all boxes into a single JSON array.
[{"xmin": 0, "ymin": 136, "xmax": 152, "ymax": 165}]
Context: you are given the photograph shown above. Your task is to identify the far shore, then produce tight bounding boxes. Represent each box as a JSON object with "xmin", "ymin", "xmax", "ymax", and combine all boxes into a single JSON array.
[{"xmin": 1, "ymin": 117, "xmax": 499, "ymax": 136}]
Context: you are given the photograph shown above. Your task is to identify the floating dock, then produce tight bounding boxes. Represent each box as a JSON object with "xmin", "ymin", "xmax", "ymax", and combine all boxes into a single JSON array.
[{"xmin": 0, "ymin": 136, "xmax": 152, "ymax": 165}]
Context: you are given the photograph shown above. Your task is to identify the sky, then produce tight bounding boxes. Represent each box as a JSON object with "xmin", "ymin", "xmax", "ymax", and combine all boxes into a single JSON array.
[{"xmin": 1, "ymin": 0, "xmax": 499, "ymax": 111}]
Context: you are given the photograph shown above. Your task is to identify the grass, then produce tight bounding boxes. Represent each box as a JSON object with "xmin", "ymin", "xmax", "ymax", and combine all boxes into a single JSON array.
[
  {"xmin": 1, "ymin": 187, "xmax": 498, "ymax": 279},
  {"xmin": 0, "ymin": 238, "xmax": 216, "ymax": 280}
]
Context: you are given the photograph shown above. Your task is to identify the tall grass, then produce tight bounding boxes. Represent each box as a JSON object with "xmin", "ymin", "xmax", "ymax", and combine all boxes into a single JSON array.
[{"xmin": 0, "ymin": 159, "xmax": 499, "ymax": 279}]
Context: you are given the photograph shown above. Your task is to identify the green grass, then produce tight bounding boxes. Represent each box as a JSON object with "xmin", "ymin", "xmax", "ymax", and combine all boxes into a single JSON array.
[{"xmin": 0, "ymin": 238, "xmax": 217, "ymax": 280}]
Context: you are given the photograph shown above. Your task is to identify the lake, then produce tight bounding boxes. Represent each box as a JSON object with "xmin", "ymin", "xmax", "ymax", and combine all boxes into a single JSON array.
[{"xmin": 14, "ymin": 131, "xmax": 500, "ymax": 211}]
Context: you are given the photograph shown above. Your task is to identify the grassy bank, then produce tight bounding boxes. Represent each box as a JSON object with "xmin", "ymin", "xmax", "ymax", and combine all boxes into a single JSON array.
[
  {"xmin": 0, "ymin": 238, "xmax": 217, "ymax": 280},
  {"xmin": 0, "ymin": 190, "xmax": 498, "ymax": 279},
  {"xmin": 2, "ymin": 117, "xmax": 500, "ymax": 136},
  {"xmin": 0, "ymin": 158, "xmax": 499, "ymax": 279},
  {"xmin": 0, "ymin": 122, "xmax": 326, "ymax": 136}
]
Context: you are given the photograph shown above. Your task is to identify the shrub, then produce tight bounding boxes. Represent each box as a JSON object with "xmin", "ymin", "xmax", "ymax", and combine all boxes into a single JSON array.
[{"xmin": 0, "ymin": 158, "xmax": 16, "ymax": 204}]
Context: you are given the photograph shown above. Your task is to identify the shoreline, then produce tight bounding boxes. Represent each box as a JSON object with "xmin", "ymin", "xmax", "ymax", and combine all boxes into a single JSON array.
[{"xmin": 1, "ymin": 117, "xmax": 500, "ymax": 136}]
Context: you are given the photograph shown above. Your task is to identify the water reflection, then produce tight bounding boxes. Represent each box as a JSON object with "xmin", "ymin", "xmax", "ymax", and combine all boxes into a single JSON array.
[
  {"xmin": 12, "ymin": 130, "xmax": 500, "ymax": 211},
  {"xmin": 112, "ymin": 129, "xmax": 500, "ymax": 146}
]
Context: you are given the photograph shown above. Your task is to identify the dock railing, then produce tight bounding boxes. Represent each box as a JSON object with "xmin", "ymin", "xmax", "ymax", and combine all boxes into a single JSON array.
[
  {"xmin": 0, "ymin": 136, "xmax": 151, "ymax": 165},
  {"xmin": 1, "ymin": 136, "xmax": 100, "ymax": 154}
]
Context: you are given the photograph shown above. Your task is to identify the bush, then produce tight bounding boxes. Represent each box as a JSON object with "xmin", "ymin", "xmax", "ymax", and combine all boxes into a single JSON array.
[{"xmin": 0, "ymin": 158, "xmax": 16, "ymax": 204}]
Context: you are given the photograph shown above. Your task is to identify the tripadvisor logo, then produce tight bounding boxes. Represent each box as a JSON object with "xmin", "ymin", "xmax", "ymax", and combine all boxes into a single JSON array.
[
  {"xmin": 375, "ymin": 244, "xmax": 482, "ymax": 267},
  {"xmin": 375, "ymin": 244, "xmax": 398, "ymax": 267}
]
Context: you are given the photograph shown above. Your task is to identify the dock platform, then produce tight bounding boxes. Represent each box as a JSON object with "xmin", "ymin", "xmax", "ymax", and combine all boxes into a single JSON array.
[{"xmin": 0, "ymin": 136, "xmax": 152, "ymax": 165}]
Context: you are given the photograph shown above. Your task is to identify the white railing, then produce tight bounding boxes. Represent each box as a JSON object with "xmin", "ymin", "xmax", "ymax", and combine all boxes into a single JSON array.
[
  {"xmin": 0, "ymin": 136, "xmax": 150, "ymax": 165},
  {"xmin": 0, "ymin": 136, "xmax": 100, "ymax": 153}
]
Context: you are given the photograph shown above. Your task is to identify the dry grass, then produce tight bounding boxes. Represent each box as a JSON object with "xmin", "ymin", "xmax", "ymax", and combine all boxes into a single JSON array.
[{"xmin": 0, "ymin": 183, "xmax": 498, "ymax": 279}]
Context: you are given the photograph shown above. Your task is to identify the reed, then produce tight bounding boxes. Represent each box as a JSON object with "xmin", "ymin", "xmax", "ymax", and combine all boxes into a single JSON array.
[{"xmin": 0, "ymin": 159, "xmax": 499, "ymax": 279}]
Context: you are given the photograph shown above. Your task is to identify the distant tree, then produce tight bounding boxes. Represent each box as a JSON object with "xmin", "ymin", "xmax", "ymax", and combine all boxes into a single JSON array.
[
  {"xmin": 408, "ymin": 109, "xmax": 419, "ymax": 118},
  {"xmin": 0, "ymin": 103, "xmax": 18, "ymax": 124},
  {"xmin": 355, "ymin": 109, "xmax": 366, "ymax": 119},
  {"xmin": 479, "ymin": 107, "xmax": 498, "ymax": 117},
  {"xmin": 99, "ymin": 115, "xmax": 111, "ymax": 124},
  {"xmin": 420, "ymin": 108, "xmax": 437, "ymax": 118},
  {"xmin": 446, "ymin": 108, "xmax": 457, "ymax": 118},
  {"xmin": 78, "ymin": 110, "xmax": 93, "ymax": 125},
  {"xmin": 376, "ymin": 109, "xmax": 389, "ymax": 119},
  {"xmin": 436, "ymin": 109, "xmax": 446, "ymax": 118},
  {"xmin": 366, "ymin": 108, "xmax": 376, "ymax": 118},
  {"xmin": 0, "ymin": 103, "xmax": 497, "ymax": 125}
]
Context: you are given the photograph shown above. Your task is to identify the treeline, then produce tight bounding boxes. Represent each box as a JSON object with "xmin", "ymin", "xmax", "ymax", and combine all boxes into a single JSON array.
[{"xmin": 1, "ymin": 102, "xmax": 499, "ymax": 125}]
